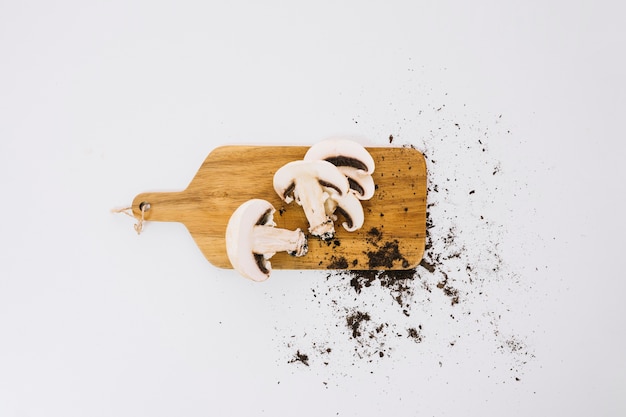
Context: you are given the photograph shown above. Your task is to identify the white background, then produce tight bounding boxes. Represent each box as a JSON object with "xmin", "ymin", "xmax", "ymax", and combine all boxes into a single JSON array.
[{"xmin": 1, "ymin": 1, "xmax": 625, "ymax": 416}]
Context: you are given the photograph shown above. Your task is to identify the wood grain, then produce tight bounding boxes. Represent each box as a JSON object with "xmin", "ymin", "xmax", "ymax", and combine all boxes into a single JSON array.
[{"xmin": 131, "ymin": 146, "xmax": 427, "ymax": 270}]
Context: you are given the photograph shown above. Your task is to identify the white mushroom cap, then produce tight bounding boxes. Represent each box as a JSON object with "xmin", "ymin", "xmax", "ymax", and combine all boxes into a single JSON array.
[
  {"xmin": 273, "ymin": 160, "xmax": 349, "ymax": 240},
  {"xmin": 225, "ymin": 199, "xmax": 307, "ymax": 282},
  {"xmin": 304, "ymin": 138, "xmax": 375, "ymax": 175}
]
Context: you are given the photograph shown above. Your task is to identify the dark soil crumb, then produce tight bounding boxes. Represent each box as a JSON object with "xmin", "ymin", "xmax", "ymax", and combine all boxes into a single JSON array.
[
  {"xmin": 502, "ymin": 336, "xmax": 531, "ymax": 356},
  {"xmin": 349, "ymin": 270, "xmax": 379, "ymax": 294},
  {"xmin": 407, "ymin": 326, "xmax": 424, "ymax": 343},
  {"xmin": 346, "ymin": 311, "xmax": 371, "ymax": 338},
  {"xmin": 328, "ymin": 256, "xmax": 348, "ymax": 269},
  {"xmin": 366, "ymin": 227, "xmax": 382, "ymax": 243},
  {"xmin": 367, "ymin": 240, "xmax": 410, "ymax": 269},
  {"xmin": 419, "ymin": 258, "xmax": 436, "ymax": 273},
  {"xmin": 365, "ymin": 228, "xmax": 410, "ymax": 269},
  {"xmin": 288, "ymin": 350, "xmax": 310, "ymax": 366},
  {"xmin": 436, "ymin": 276, "xmax": 461, "ymax": 305},
  {"xmin": 346, "ymin": 269, "xmax": 416, "ymax": 308},
  {"xmin": 497, "ymin": 335, "xmax": 535, "ymax": 378},
  {"xmin": 325, "ymin": 238, "xmax": 341, "ymax": 247},
  {"xmin": 379, "ymin": 269, "xmax": 416, "ymax": 308},
  {"xmin": 443, "ymin": 285, "xmax": 460, "ymax": 305}
]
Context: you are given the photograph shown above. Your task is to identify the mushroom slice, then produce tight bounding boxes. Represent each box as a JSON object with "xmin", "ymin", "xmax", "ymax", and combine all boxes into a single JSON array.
[
  {"xmin": 304, "ymin": 138, "xmax": 375, "ymax": 175},
  {"xmin": 324, "ymin": 192, "xmax": 365, "ymax": 232},
  {"xmin": 273, "ymin": 160, "xmax": 349, "ymax": 241},
  {"xmin": 225, "ymin": 199, "xmax": 308, "ymax": 282},
  {"xmin": 337, "ymin": 166, "xmax": 375, "ymax": 200}
]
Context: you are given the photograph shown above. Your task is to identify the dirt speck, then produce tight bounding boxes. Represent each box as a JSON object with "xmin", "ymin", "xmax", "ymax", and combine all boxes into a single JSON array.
[
  {"xmin": 328, "ymin": 256, "xmax": 348, "ymax": 269},
  {"xmin": 346, "ymin": 311, "xmax": 371, "ymax": 338},
  {"xmin": 288, "ymin": 350, "xmax": 310, "ymax": 366},
  {"xmin": 407, "ymin": 326, "xmax": 424, "ymax": 343}
]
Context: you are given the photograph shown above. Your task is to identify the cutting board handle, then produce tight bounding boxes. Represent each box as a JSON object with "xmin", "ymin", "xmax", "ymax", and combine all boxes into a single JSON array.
[{"xmin": 131, "ymin": 191, "xmax": 189, "ymax": 223}]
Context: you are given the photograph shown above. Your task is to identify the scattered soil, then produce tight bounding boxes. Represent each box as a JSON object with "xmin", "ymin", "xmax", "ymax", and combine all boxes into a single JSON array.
[
  {"xmin": 282, "ymin": 106, "xmax": 533, "ymax": 384},
  {"xmin": 367, "ymin": 239, "xmax": 410, "ymax": 269},
  {"xmin": 349, "ymin": 270, "xmax": 379, "ymax": 294},
  {"xmin": 288, "ymin": 350, "xmax": 310, "ymax": 366},
  {"xmin": 407, "ymin": 326, "xmax": 424, "ymax": 343},
  {"xmin": 346, "ymin": 311, "xmax": 371, "ymax": 338},
  {"xmin": 364, "ymin": 227, "xmax": 410, "ymax": 269},
  {"xmin": 327, "ymin": 255, "xmax": 348, "ymax": 269}
]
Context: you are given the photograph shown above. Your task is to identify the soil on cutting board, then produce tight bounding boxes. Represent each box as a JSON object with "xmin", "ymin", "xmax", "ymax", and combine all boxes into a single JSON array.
[{"xmin": 365, "ymin": 227, "xmax": 411, "ymax": 269}]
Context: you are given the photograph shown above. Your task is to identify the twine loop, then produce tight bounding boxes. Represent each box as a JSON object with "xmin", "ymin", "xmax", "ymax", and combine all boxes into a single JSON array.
[{"xmin": 112, "ymin": 202, "xmax": 150, "ymax": 234}]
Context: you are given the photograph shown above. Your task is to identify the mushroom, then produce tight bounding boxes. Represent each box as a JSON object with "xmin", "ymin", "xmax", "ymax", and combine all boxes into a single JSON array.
[
  {"xmin": 303, "ymin": 138, "xmax": 375, "ymax": 175},
  {"xmin": 304, "ymin": 138, "xmax": 376, "ymax": 199},
  {"xmin": 225, "ymin": 199, "xmax": 307, "ymax": 282},
  {"xmin": 335, "ymin": 166, "xmax": 375, "ymax": 200},
  {"xmin": 324, "ymin": 191, "xmax": 365, "ymax": 232},
  {"xmin": 273, "ymin": 160, "xmax": 349, "ymax": 241}
]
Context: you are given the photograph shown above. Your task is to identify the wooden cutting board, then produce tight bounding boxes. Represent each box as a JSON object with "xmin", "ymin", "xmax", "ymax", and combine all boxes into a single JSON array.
[{"xmin": 130, "ymin": 145, "xmax": 427, "ymax": 270}]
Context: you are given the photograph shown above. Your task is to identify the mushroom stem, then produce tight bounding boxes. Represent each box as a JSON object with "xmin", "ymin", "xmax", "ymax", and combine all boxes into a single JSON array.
[
  {"xmin": 295, "ymin": 178, "xmax": 335, "ymax": 240},
  {"xmin": 273, "ymin": 159, "xmax": 349, "ymax": 241},
  {"xmin": 252, "ymin": 225, "xmax": 308, "ymax": 257}
]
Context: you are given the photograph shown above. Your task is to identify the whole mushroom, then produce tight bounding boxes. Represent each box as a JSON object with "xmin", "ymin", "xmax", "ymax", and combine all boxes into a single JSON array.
[
  {"xmin": 225, "ymin": 199, "xmax": 307, "ymax": 282},
  {"xmin": 273, "ymin": 159, "xmax": 349, "ymax": 241}
]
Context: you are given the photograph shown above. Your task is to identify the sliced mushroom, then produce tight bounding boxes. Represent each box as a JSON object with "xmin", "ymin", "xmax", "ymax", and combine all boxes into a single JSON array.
[
  {"xmin": 273, "ymin": 160, "xmax": 349, "ymax": 241},
  {"xmin": 225, "ymin": 199, "xmax": 307, "ymax": 282},
  {"xmin": 304, "ymin": 138, "xmax": 375, "ymax": 175},
  {"xmin": 336, "ymin": 166, "xmax": 375, "ymax": 200},
  {"xmin": 324, "ymin": 191, "xmax": 365, "ymax": 232}
]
